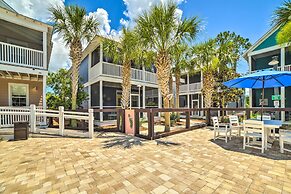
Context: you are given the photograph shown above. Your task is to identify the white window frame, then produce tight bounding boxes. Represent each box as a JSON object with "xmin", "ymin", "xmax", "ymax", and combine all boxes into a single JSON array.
[{"xmin": 8, "ymin": 83, "xmax": 29, "ymax": 106}]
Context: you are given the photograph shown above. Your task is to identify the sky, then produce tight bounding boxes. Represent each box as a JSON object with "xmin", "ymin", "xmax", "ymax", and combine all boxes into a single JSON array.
[{"xmin": 5, "ymin": 0, "xmax": 286, "ymax": 73}]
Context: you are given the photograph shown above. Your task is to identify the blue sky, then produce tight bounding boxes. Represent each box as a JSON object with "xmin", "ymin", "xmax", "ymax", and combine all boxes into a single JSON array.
[{"xmin": 63, "ymin": 0, "xmax": 284, "ymax": 74}]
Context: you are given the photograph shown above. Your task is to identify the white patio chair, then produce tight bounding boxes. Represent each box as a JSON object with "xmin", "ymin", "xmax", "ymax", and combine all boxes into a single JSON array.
[
  {"xmin": 279, "ymin": 129, "xmax": 291, "ymax": 153},
  {"xmin": 212, "ymin": 117, "xmax": 231, "ymax": 143},
  {"xmin": 229, "ymin": 115, "xmax": 243, "ymax": 136},
  {"xmin": 243, "ymin": 120, "xmax": 265, "ymax": 153},
  {"xmin": 257, "ymin": 115, "xmax": 276, "ymax": 137}
]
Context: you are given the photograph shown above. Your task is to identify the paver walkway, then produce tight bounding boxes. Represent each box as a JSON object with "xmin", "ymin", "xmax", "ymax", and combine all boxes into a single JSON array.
[{"xmin": 0, "ymin": 128, "xmax": 291, "ymax": 194}]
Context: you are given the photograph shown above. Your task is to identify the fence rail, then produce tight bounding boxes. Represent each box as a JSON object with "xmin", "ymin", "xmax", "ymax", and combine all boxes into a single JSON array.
[{"xmin": 0, "ymin": 105, "xmax": 94, "ymax": 139}]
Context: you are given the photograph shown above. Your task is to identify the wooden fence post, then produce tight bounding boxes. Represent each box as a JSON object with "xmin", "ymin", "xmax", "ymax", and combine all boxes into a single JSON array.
[
  {"xmin": 246, "ymin": 109, "xmax": 251, "ymax": 119},
  {"xmin": 121, "ymin": 109, "xmax": 125, "ymax": 133},
  {"xmin": 30, "ymin": 104, "xmax": 36, "ymax": 133},
  {"xmin": 206, "ymin": 108, "xmax": 211, "ymax": 126},
  {"xmin": 186, "ymin": 111, "xmax": 190, "ymax": 129},
  {"xmin": 59, "ymin": 106, "xmax": 64, "ymax": 136},
  {"xmin": 134, "ymin": 110, "xmax": 140, "ymax": 136},
  {"xmin": 88, "ymin": 109, "xmax": 94, "ymax": 139}
]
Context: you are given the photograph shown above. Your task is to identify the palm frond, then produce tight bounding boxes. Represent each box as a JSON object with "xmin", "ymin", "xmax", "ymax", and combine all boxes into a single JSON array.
[
  {"xmin": 272, "ymin": 0, "xmax": 291, "ymax": 26},
  {"xmin": 49, "ymin": 5, "xmax": 99, "ymax": 46}
]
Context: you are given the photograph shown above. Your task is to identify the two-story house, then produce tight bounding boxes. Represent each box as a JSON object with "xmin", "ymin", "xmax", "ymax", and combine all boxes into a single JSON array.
[
  {"xmin": 0, "ymin": 0, "xmax": 53, "ymax": 109},
  {"xmin": 243, "ymin": 24, "xmax": 291, "ymax": 121},
  {"xmin": 176, "ymin": 72, "xmax": 203, "ymax": 117},
  {"xmin": 79, "ymin": 35, "xmax": 205, "ymax": 121},
  {"xmin": 79, "ymin": 36, "xmax": 161, "ymax": 121}
]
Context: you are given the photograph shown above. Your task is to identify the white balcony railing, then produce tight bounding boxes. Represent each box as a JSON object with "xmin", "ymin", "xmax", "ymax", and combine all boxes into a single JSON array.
[
  {"xmin": 277, "ymin": 64, "xmax": 291, "ymax": 71},
  {"xmin": 251, "ymin": 64, "xmax": 291, "ymax": 73},
  {"xmin": 0, "ymin": 41, "xmax": 44, "ymax": 69},
  {"xmin": 101, "ymin": 62, "xmax": 157, "ymax": 84},
  {"xmin": 180, "ymin": 82, "xmax": 202, "ymax": 93}
]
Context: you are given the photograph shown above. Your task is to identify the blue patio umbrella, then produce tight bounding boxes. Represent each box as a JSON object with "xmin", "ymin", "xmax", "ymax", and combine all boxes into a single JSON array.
[{"xmin": 223, "ymin": 69, "xmax": 291, "ymax": 120}]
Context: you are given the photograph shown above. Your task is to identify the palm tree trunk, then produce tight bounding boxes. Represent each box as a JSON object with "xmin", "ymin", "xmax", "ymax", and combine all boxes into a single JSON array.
[
  {"xmin": 175, "ymin": 70, "xmax": 181, "ymax": 121},
  {"xmin": 202, "ymin": 71, "xmax": 215, "ymax": 108},
  {"xmin": 156, "ymin": 51, "xmax": 171, "ymax": 132},
  {"xmin": 70, "ymin": 40, "xmax": 82, "ymax": 127},
  {"xmin": 169, "ymin": 74, "xmax": 174, "ymax": 108},
  {"xmin": 121, "ymin": 61, "xmax": 131, "ymax": 109}
]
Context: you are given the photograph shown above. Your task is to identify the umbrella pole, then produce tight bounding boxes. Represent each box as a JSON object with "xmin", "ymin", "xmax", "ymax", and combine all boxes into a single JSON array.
[{"xmin": 261, "ymin": 77, "xmax": 265, "ymax": 121}]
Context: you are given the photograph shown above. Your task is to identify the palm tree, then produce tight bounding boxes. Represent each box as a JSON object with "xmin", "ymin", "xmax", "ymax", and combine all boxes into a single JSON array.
[
  {"xmin": 102, "ymin": 28, "xmax": 143, "ymax": 109},
  {"xmin": 49, "ymin": 5, "xmax": 99, "ymax": 115},
  {"xmin": 136, "ymin": 2, "xmax": 200, "ymax": 131},
  {"xmin": 191, "ymin": 40, "xmax": 219, "ymax": 109},
  {"xmin": 171, "ymin": 43, "xmax": 190, "ymax": 120},
  {"xmin": 272, "ymin": 0, "xmax": 291, "ymax": 44}
]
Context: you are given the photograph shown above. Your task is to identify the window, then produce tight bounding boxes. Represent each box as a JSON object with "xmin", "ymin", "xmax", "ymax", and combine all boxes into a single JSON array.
[
  {"xmin": 9, "ymin": 83, "xmax": 29, "ymax": 106},
  {"xmin": 91, "ymin": 46, "xmax": 100, "ymax": 67}
]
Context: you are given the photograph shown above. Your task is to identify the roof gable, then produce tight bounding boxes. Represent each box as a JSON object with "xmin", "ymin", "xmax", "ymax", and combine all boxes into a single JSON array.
[
  {"xmin": 243, "ymin": 25, "xmax": 281, "ymax": 58},
  {"xmin": 253, "ymin": 28, "xmax": 280, "ymax": 51}
]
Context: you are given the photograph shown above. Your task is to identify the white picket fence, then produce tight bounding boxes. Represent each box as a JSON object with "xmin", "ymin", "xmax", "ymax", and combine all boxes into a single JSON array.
[{"xmin": 0, "ymin": 105, "xmax": 94, "ymax": 139}]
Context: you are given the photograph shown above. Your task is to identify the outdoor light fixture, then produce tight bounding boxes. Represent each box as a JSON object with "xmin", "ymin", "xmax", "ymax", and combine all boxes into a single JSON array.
[{"xmin": 268, "ymin": 56, "xmax": 279, "ymax": 66}]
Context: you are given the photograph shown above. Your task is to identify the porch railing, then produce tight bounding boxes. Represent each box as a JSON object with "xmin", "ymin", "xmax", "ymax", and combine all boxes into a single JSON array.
[
  {"xmin": 0, "ymin": 41, "xmax": 44, "ymax": 69},
  {"xmin": 180, "ymin": 82, "xmax": 202, "ymax": 93},
  {"xmin": 277, "ymin": 64, "xmax": 291, "ymax": 71},
  {"xmin": 101, "ymin": 62, "xmax": 157, "ymax": 84}
]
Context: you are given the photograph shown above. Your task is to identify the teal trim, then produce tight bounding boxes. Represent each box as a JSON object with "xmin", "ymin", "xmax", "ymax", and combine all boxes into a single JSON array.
[{"xmin": 254, "ymin": 29, "xmax": 280, "ymax": 51}]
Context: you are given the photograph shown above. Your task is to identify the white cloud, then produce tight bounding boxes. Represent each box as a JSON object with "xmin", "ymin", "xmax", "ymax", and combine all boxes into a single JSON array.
[
  {"xmin": 5, "ymin": 0, "xmax": 118, "ymax": 72},
  {"xmin": 88, "ymin": 8, "xmax": 111, "ymax": 35},
  {"xmin": 49, "ymin": 34, "xmax": 71, "ymax": 72},
  {"xmin": 5, "ymin": 0, "xmax": 64, "ymax": 22},
  {"xmin": 122, "ymin": 0, "xmax": 185, "ymax": 27}
]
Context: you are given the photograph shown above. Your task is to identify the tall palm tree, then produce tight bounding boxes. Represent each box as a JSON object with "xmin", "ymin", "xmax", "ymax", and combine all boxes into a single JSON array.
[
  {"xmin": 171, "ymin": 43, "xmax": 190, "ymax": 120},
  {"xmin": 191, "ymin": 40, "xmax": 219, "ymax": 109},
  {"xmin": 136, "ymin": 2, "xmax": 200, "ymax": 131},
  {"xmin": 49, "ymin": 5, "xmax": 99, "ymax": 114},
  {"xmin": 272, "ymin": 0, "xmax": 291, "ymax": 44},
  {"xmin": 103, "ymin": 28, "xmax": 143, "ymax": 109}
]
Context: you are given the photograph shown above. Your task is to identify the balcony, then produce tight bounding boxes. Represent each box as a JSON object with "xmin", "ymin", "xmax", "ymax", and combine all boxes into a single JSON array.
[
  {"xmin": 0, "ymin": 41, "xmax": 44, "ymax": 69},
  {"xmin": 180, "ymin": 82, "xmax": 201, "ymax": 93},
  {"xmin": 251, "ymin": 64, "xmax": 291, "ymax": 73},
  {"xmin": 98, "ymin": 62, "xmax": 158, "ymax": 84}
]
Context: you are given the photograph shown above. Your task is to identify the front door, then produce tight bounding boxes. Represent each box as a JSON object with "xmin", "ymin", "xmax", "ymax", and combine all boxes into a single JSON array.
[
  {"xmin": 130, "ymin": 94, "xmax": 140, "ymax": 108},
  {"xmin": 191, "ymin": 100, "xmax": 199, "ymax": 116}
]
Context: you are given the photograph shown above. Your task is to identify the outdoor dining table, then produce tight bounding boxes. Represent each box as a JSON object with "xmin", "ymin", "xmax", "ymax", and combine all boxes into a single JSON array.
[{"xmin": 247, "ymin": 119, "xmax": 282, "ymax": 150}]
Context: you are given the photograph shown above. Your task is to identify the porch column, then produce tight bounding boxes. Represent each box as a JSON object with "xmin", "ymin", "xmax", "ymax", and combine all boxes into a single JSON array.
[
  {"xmin": 281, "ymin": 47, "xmax": 286, "ymax": 121},
  {"xmin": 88, "ymin": 85, "xmax": 91, "ymax": 109},
  {"xmin": 99, "ymin": 43, "xmax": 103, "ymax": 75},
  {"xmin": 43, "ymin": 75, "xmax": 47, "ymax": 109},
  {"xmin": 42, "ymin": 32, "xmax": 47, "ymax": 69},
  {"xmin": 100, "ymin": 80, "xmax": 103, "ymax": 121},
  {"xmin": 142, "ymin": 85, "xmax": 146, "ymax": 108},
  {"xmin": 158, "ymin": 88, "xmax": 162, "ymax": 117},
  {"xmin": 43, "ymin": 75, "xmax": 47, "ymax": 125},
  {"xmin": 248, "ymin": 56, "xmax": 253, "ymax": 108},
  {"xmin": 187, "ymin": 94, "xmax": 190, "ymax": 108},
  {"xmin": 200, "ymin": 71, "xmax": 204, "ymax": 116},
  {"xmin": 187, "ymin": 73, "xmax": 190, "ymax": 92}
]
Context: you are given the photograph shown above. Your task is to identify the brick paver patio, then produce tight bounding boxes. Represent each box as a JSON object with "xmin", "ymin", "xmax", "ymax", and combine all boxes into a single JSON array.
[{"xmin": 0, "ymin": 128, "xmax": 291, "ymax": 194}]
